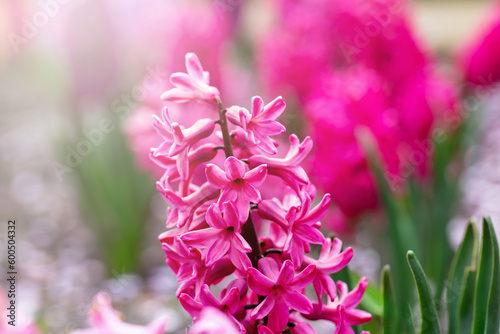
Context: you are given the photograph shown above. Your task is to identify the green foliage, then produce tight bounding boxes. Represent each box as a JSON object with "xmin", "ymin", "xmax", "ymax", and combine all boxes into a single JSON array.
[{"xmin": 379, "ymin": 218, "xmax": 500, "ymax": 334}]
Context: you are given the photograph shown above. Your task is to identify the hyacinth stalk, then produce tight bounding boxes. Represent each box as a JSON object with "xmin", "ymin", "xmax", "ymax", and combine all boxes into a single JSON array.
[{"xmin": 152, "ymin": 52, "xmax": 372, "ymax": 333}]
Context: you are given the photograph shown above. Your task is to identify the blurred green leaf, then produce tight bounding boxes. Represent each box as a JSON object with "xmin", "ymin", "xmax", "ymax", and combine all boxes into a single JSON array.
[
  {"xmin": 472, "ymin": 219, "xmax": 496, "ymax": 334},
  {"xmin": 381, "ymin": 265, "xmax": 397, "ymax": 334},
  {"xmin": 447, "ymin": 221, "xmax": 479, "ymax": 334},
  {"xmin": 484, "ymin": 217, "xmax": 500, "ymax": 334},
  {"xmin": 407, "ymin": 251, "xmax": 441, "ymax": 334},
  {"xmin": 458, "ymin": 268, "xmax": 476, "ymax": 334}
]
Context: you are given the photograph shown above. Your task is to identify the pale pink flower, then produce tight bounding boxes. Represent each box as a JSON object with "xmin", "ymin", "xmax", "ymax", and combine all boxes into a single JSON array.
[
  {"xmin": 247, "ymin": 258, "xmax": 316, "ymax": 333},
  {"xmin": 226, "ymin": 96, "xmax": 286, "ymax": 154},
  {"xmin": 161, "ymin": 52, "xmax": 220, "ymax": 103},
  {"xmin": 181, "ymin": 202, "xmax": 252, "ymax": 272},
  {"xmin": 71, "ymin": 293, "xmax": 168, "ymax": 334},
  {"xmin": 206, "ymin": 157, "xmax": 267, "ymax": 222},
  {"xmin": 188, "ymin": 307, "xmax": 240, "ymax": 334}
]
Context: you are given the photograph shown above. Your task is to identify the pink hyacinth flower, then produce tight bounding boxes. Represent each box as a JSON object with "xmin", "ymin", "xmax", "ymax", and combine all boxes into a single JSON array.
[
  {"xmin": 161, "ymin": 52, "xmax": 220, "ymax": 103},
  {"xmin": 181, "ymin": 202, "xmax": 252, "ymax": 272},
  {"xmin": 206, "ymin": 156, "xmax": 267, "ymax": 222},
  {"xmin": 247, "ymin": 258, "xmax": 316, "ymax": 333},
  {"xmin": 304, "ymin": 238, "xmax": 354, "ymax": 307},
  {"xmin": 258, "ymin": 193, "xmax": 330, "ymax": 267},
  {"xmin": 188, "ymin": 307, "xmax": 240, "ymax": 334},
  {"xmin": 258, "ymin": 321, "xmax": 316, "ymax": 334},
  {"xmin": 71, "ymin": 293, "xmax": 168, "ymax": 334},
  {"xmin": 304, "ymin": 277, "xmax": 372, "ymax": 329},
  {"xmin": 152, "ymin": 107, "xmax": 215, "ymax": 179},
  {"xmin": 248, "ymin": 135, "xmax": 312, "ymax": 192},
  {"xmin": 226, "ymin": 96, "xmax": 286, "ymax": 154}
]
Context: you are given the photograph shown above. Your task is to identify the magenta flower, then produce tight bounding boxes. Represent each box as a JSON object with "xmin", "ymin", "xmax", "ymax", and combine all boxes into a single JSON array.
[
  {"xmin": 71, "ymin": 293, "xmax": 168, "ymax": 334},
  {"xmin": 226, "ymin": 96, "xmax": 286, "ymax": 154},
  {"xmin": 152, "ymin": 107, "xmax": 215, "ymax": 179},
  {"xmin": 248, "ymin": 135, "xmax": 312, "ymax": 192},
  {"xmin": 303, "ymin": 238, "xmax": 353, "ymax": 306},
  {"xmin": 247, "ymin": 258, "xmax": 316, "ymax": 333},
  {"xmin": 304, "ymin": 277, "xmax": 372, "ymax": 328},
  {"xmin": 161, "ymin": 52, "xmax": 220, "ymax": 103},
  {"xmin": 206, "ymin": 156, "xmax": 267, "ymax": 221},
  {"xmin": 181, "ymin": 202, "xmax": 252, "ymax": 272},
  {"xmin": 258, "ymin": 193, "xmax": 330, "ymax": 267}
]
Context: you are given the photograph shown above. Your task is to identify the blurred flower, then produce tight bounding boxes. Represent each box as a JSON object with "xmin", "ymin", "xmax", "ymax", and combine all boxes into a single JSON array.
[
  {"xmin": 70, "ymin": 292, "xmax": 168, "ymax": 334},
  {"xmin": 458, "ymin": 1, "xmax": 500, "ymax": 86}
]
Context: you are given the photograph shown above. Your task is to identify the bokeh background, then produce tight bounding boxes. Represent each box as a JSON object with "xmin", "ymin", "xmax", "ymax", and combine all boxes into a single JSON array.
[{"xmin": 1, "ymin": 0, "xmax": 500, "ymax": 333}]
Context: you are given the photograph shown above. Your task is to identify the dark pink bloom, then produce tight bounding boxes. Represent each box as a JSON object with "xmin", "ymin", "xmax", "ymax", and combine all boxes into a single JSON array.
[
  {"xmin": 304, "ymin": 238, "xmax": 353, "ymax": 306},
  {"xmin": 304, "ymin": 277, "xmax": 372, "ymax": 329},
  {"xmin": 181, "ymin": 202, "xmax": 252, "ymax": 272},
  {"xmin": 161, "ymin": 52, "xmax": 221, "ymax": 103},
  {"xmin": 247, "ymin": 258, "xmax": 316, "ymax": 333},
  {"xmin": 152, "ymin": 107, "xmax": 215, "ymax": 179},
  {"xmin": 226, "ymin": 96, "xmax": 286, "ymax": 154},
  {"xmin": 248, "ymin": 135, "xmax": 312, "ymax": 192},
  {"xmin": 206, "ymin": 157, "xmax": 267, "ymax": 221},
  {"xmin": 180, "ymin": 284, "xmax": 245, "ymax": 333},
  {"xmin": 458, "ymin": 2, "xmax": 500, "ymax": 86},
  {"xmin": 258, "ymin": 193, "xmax": 330, "ymax": 267}
]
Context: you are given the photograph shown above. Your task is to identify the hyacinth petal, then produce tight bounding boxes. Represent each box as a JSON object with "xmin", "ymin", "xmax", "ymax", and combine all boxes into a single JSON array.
[
  {"xmin": 345, "ymin": 309, "xmax": 373, "ymax": 325},
  {"xmin": 295, "ymin": 225, "xmax": 325, "ymax": 244},
  {"xmin": 206, "ymin": 237, "xmax": 230, "ymax": 265},
  {"xmin": 179, "ymin": 293, "xmax": 203, "ymax": 318},
  {"xmin": 170, "ymin": 72, "xmax": 197, "ymax": 90},
  {"xmin": 223, "ymin": 287, "xmax": 241, "ymax": 314},
  {"xmin": 258, "ymin": 200, "xmax": 288, "ymax": 227},
  {"xmin": 282, "ymin": 290, "xmax": 313, "ymax": 314},
  {"xmin": 342, "ymin": 277, "xmax": 368, "ymax": 309},
  {"xmin": 290, "ymin": 264, "xmax": 317, "ymax": 290},
  {"xmin": 242, "ymin": 184, "xmax": 261, "ymax": 203},
  {"xmin": 225, "ymin": 157, "xmax": 246, "ymax": 180},
  {"xmin": 334, "ymin": 306, "xmax": 347, "ymax": 334},
  {"xmin": 251, "ymin": 294, "xmax": 276, "ymax": 319},
  {"xmin": 200, "ymin": 284, "xmax": 221, "ymax": 308},
  {"xmin": 258, "ymin": 257, "xmax": 280, "ymax": 281},
  {"xmin": 253, "ymin": 120, "xmax": 286, "ymax": 136},
  {"xmin": 235, "ymin": 196, "xmax": 250, "ymax": 222},
  {"xmin": 160, "ymin": 87, "xmax": 195, "ymax": 102},
  {"xmin": 229, "ymin": 245, "xmax": 252, "ymax": 272},
  {"xmin": 176, "ymin": 149, "xmax": 189, "ymax": 180},
  {"xmin": 232, "ymin": 232, "xmax": 252, "ymax": 253},
  {"xmin": 181, "ymin": 228, "xmax": 220, "ymax": 247},
  {"xmin": 185, "ymin": 52, "xmax": 206, "ymax": 83},
  {"xmin": 244, "ymin": 165, "xmax": 268, "ymax": 186},
  {"xmin": 303, "ymin": 194, "xmax": 331, "ymax": 225},
  {"xmin": 293, "ymin": 322, "xmax": 316, "ymax": 334},
  {"xmin": 267, "ymin": 299, "xmax": 289, "ymax": 333},
  {"xmin": 257, "ymin": 324, "xmax": 274, "ymax": 334},
  {"xmin": 226, "ymin": 106, "xmax": 249, "ymax": 128},
  {"xmin": 205, "ymin": 204, "xmax": 227, "ymax": 229},
  {"xmin": 146, "ymin": 316, "xmax": 170, "ymax": 334},
  {"xmin": 276, "ymin": 260, "xmax": 294, "ymax": 285},
  {"xmin": 247, "ymin": 268, "xmax": 274, "ymax": 295},
  {"xmin": 260, "ymin": 96, "xmax": 286, "ymax": 120},
  {"xmin": 206, "ymin": 164, "xmax": 230, "ymax": 188},
  {"xmin": 222, "ymin": 201, "xmax": 240, "ymax": 228},
  {"xmin": 251, "ymin": 96, "xmax": 265, "ymax": 117}
]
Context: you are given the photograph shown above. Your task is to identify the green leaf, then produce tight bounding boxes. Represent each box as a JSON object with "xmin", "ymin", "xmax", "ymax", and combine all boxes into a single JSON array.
[
  {"xmin": 472, "ymin": 218, "xmax": 496, "ymax": 334},
  {"xmin": 447, "ymin": 221, "xmax": 479, "ymax": 334},
  {"xmin": 407, "ymin": 251, "xmax": 441, "ymax": 334},
  {"xmin": 484, "ymin": 217, "xmax": 500, "ymax": 334},
  {"xmin": 458, "ymin": 268, "xmax": 477, "ymax": 334},
  {"xmin": 382, "ymin": 265, "xmax": 397, "ymax": 334}
]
